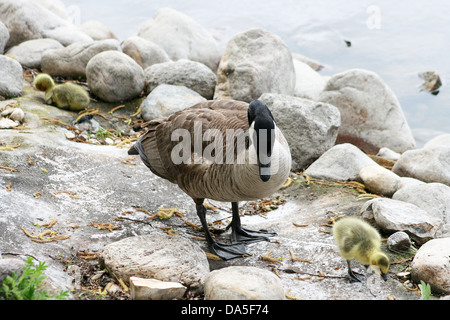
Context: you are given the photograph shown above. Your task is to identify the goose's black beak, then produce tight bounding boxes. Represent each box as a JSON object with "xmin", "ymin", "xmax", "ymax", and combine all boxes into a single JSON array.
[
  {"xmin": 259, "ymin": 162, "xmax": 271, "ymax": 182},
  {"xmin": 381, "ymin": 273, "xmax": 388, "ymax": 281}
]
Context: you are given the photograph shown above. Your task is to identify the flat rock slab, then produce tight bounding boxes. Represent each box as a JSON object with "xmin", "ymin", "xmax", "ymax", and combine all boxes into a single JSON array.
[{"xmin": 130, "ymin": 276, "xmax": 187, "ymax": 300}]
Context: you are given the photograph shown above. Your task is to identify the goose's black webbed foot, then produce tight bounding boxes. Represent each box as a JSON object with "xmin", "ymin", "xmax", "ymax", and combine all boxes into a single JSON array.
[
  {"xmin": 210, "ymin": 241, "xmax": 249, "ymax": 260},
  {"xmin": 231, "ymin": 226, "xmax": 276, "ymax": 244}
]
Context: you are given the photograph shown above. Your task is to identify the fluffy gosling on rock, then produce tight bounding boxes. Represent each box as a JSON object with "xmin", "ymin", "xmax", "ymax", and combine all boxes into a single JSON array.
[
  {"xmin": 333, "ymin": 216, "xmax": 390, "ymax": 283},
  {"xmin": 33, "ymin": 73, "xmax": 89, "ymax": 111}
]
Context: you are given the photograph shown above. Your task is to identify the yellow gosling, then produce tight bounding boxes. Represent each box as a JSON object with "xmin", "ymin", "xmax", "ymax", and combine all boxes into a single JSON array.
[
  {"xmin": 33, "ymin": 73, "xmax": 89, "ymax": 111},
  {"xmin": 333, "ymin": 216, "xmax": 390, "ymax": 283}
]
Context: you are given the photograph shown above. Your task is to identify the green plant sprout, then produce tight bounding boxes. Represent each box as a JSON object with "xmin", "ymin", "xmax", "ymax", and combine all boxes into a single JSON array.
[
  {"xmin": 418, "ymin": 280, "xmax": 431, "ymax": 300},
  {"xmin": 0, "ymin": 257, "xmax": 69, "ymax": 300}
]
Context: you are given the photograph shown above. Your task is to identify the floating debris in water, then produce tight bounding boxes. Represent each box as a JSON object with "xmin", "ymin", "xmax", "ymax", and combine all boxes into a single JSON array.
[{"xmin": 418, "ymin": 71, "xmax": 442, "ymax": 95}]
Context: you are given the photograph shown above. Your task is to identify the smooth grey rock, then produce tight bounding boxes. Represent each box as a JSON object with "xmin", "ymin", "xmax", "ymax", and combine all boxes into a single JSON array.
[
  {"xmin": 411, "ymin": 238, "xmax": 450, "ymax": 294},
  {"xmin": 138, "ymin": 7, "xmax": 221, "ymax": 72},
  {"xmin": 145, "ymin": 59, "xmax": 216, "ymax": 99},
  {"xmin": 361, "ymin": 198, "xmax": 437, "ymax": 244},
  {"xmin": 387, "ymin": 231, "xmax": 411, "ymax": 251},
  {"xmin": 86, "ymin": 50, "xmax": 145, "ymax": 102},
  {"xmin": 0, "ymin": 258, "xmax": 26, "ymax": 283},
  {"xmin": 204, "ymin": 266, "xmax": 284, "ymax": 300},
  {"xmin": 78, "ymin": 20, "xmax": 117, "ymax": 41},
  {"xmin": 423, "ymin": 133, "xmax": 450, "ymax": 149},
  {"xmin": 6, "ymin": 38, "xmax": 63, "ymax": 68},
  {"xmin": 359, "ymin": 165, "xmax": 401, "ymax": 197},
  {"xmin": 140, "ymin": 84, "xmax": 206, "ymax": 121},
  {"xmin": 304, "ymin": 143, "xmax": 377, "ymax": 181},
  {"xmin": 376, "ymin": 147, "xmax": 401, "ymax": 161},
  {"xmin": 0, "ymin": 55, "xmax": 23, "ymax": 98},
  {"xmin": 0, "ymin": 0, "xmax": 92, "ymax": 49},
  {"xmin": 9, "ymin": 108, "xmax": 25, "ymax": 123},
  {"xmin": 292, "ymin": 52, "xmax": 324, "ymax": 71},
  {"xmin": 392, "ymin": 146, "xmax": 450, "ymax": 187},
  {"xmin": 398, "ymin": 177, "xmax": 426, "ymax": 190},
  {"xmin": 392, "ymin": 183, "xmax": 450, "ymax": 229},
  {"xmin": 214, "ymin": 28, "xmax": 296, "ymax": 102},
  {"xmin": 41, "ymin": 39, "xmax": 121, "ymax": 78},
  {"xmin": 99, "ymin": 234, "xmax": 209, "ymax": 293},
  {"xmin": 32, "ymin": 0, "xmax": 69, "ymax": 20},
  {"xmin": 0, "ymin": 118, "xmax": 19, "ymax": 129},
  {"xmin": 259, "ymin": 93, "xmax": 340, "ymax": 169},
  {"xmin": 0, "ymin": 21, "xmax": 9, "ymax": 54},
  {"xmin": 319, "ymin": 68, "xmax": 416, "ymax": 154},
  {"xmin": 121, "ymin": 36, "xmax": 170, "ymax": 70},
  {"xmin": 293, "ymin": 59, "xmax": 326, "ymax": 100}
]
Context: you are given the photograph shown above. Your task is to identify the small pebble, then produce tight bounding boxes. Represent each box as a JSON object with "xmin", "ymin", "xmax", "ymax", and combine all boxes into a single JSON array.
[
  {"xmin": 387, "ymin": 231, "xmax": 411, "ymax": 251},
  {"xmin": 9, "ymin": 108, "xmax": 24, "ymax": 123},
  {"xmin": 65, "ymin": 131, "xmax": 76, "ymax": 140},
  {"xmin": 0, "ymin": 117, "xmax": 19, "ymax": 129}
]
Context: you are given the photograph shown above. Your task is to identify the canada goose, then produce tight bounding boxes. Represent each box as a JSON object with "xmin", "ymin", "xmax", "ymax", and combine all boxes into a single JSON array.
[
  {"xmin": 333, "ymin": 216, "xmax": 390, "ymax": 282},
  {"xmin": 33, "ymin": 73, "xmax": 90, "ymax": 111},
  {"xmin": 128, "ymin": 99, "xmax": 291, "ymax": 260}
]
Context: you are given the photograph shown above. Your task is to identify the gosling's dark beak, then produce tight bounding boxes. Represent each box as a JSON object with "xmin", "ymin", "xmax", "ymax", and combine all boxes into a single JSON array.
[
  {"xmin": 259, "ymin": 162, "xmax": 271, "ymax": 182},
  {"xmin": 381, "ymin": 273, "xmax": 388, "ymax": 281}
]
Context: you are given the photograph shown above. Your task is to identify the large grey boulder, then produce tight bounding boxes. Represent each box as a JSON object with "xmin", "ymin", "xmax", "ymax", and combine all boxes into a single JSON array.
[
  {"xmin": 0, "ymin": 55, "xmax": 23, "ymax": 98},
  {"xmin": 32, "ymin": 0, "xmax": 69, "ymax": 20},
  {"xmin": 121, "ymin": 36, "xmax": 170, "ymax": 70},
  {"xmin": 99, "ymin": 234, "xmax": 210, "ymax": 293},
  {"xmin": 293, "ymin": 59, "xmax": 326, "ymax": 100},
  {"xmin": 140, "ymin": 84, "xmax": 206, "ymax": 121},
  {"xmin": 392, "ymin": 146, "xmax": 450, "ymax": 187},
  {"xmin": 393, "ymin": 135, "xmax": 450, "ymax": 187},
  {"xmin": 360, "ymin": 198, "xmax": 438, "ymax": 244},
  {"xmin": 144, "ymin": 59, "xmax": 217, "ymax": 99},
  {"xmin": 137, "ymin": 8, "xmax": 221, "ymax": 72},
  {"xmin": 204, "ymin": 266, "xmax": 284, "ymax": 300},
  {"xmin": 259, "ymin": 93, "xmax": 340, "ymax": 169},
  {"xmin": 0, "ymin": 21, "xmax": 9, "ymax": 54},
  {"xmin": 86, "ymin": 50, "xmax": 145, "ymax": 102},
  {"xmin": 411, "ymin": 238, "xmax": 450, "ymax": 294},
  {"xmin": 41, "ymin": 39, "xmax": 122, "ymax": 78},
  {"xmin": 319, "ymin": 69, "xmax": 416, "ymax": 154},
  {"xmin": 393, "ymin": 183, "xmax": 450, "ymax": 238},
  {"xmin": 423, "ymin": 133, "xmax": 450, "ymax": 149},
  {"xmin": 214, "ymin": 28, "xmax": 296, "ymax": 102},
  {"xmin": 78, "ymin": 20, "xmax": 117, "ymax": 41},
  {"xmin": 0, "ymin": 0, "xmax": 92, "ymax": 49},
  {"xmin": 6, "ymin": 38, "xmax": 63, "ymax": 68},
  {"xmin": 304, "ymin": 143, "xmax": 377, "ymax": 181}
]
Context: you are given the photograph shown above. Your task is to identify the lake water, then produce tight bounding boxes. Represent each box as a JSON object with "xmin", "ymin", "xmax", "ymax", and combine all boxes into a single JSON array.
[{"xmin": 61, "ymin": 0, "xmax": 450, "ymax": 145}]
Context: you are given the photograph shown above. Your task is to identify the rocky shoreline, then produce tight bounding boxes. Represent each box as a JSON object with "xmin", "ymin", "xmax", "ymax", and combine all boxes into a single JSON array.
[{"xmin": 1, "ymin": 0, "xmax": 450, "ymax": 300}]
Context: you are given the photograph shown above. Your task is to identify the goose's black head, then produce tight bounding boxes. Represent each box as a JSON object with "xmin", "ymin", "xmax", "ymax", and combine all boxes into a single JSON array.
[{"xmin": 248, "ymin": 100, "xmax": 275, "ymax": 182}]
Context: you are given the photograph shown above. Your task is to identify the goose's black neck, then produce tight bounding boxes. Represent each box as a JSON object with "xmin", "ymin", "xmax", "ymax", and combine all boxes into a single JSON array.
[{"xmin": 248, "ymin": 100, "xmax": 275, "ymax": 182}]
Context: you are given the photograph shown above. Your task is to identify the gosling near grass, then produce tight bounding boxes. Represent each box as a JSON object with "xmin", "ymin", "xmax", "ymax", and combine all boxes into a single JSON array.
[
  {"xmin": 333, "ymin": 216, "xmax": 390, "ymax": 283},
  {"xmin": 33, "ymin": 73, "xmax": 89, "ymax": 111}
]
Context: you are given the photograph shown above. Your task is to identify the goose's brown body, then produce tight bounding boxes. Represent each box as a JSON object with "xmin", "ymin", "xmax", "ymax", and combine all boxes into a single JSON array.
[
  {"xmin": 132, "ymin": 100, "xmax": 291, "ymax": 202},
  {"xmin": 129, "ymin": 100, "xmax": 291, "ymax": 260}
]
